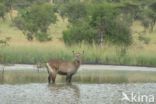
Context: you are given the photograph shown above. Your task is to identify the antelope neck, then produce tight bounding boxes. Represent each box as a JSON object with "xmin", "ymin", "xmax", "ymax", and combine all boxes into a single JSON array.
[{"xmin": 73, "ymin": 59, "xmax": 81, "ymax": 68}]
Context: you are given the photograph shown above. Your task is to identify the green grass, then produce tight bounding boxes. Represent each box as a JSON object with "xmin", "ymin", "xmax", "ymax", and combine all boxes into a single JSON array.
[
  {"xmin": 1, "ymin": 70, "xmax": 156, "ymax": 84},
  {"xmin": 0, "ymin": 41, "xmax": 156, "ymax": 66},
  {"xmin": 0, "ymin": 17, "xmax": 156, "ymax": 66},
  {"xmin": 0, "ymin": 44, "xmax": 156, "ymax": 66}
]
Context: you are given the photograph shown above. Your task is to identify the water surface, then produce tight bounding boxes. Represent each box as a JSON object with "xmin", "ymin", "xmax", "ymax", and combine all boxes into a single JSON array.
[
  {"xmin": 0, "ymin": 83, "xmax": 156, "ymax": 104},
  {"xmin": 0, "ymin": 67, "xmax": 156, "ymax": 104}
]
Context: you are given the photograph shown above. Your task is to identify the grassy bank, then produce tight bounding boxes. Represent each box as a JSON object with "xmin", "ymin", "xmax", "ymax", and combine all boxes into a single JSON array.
[
  {"xmin": 0, "ymin": 18, "xmax": 156, "ymax": 66},
  {"xmin": 0, "ymin": 43, "xmax": 156, "ymax": 66},
  {"xmin": 1, "ymin": 70, "xmax": 156, "ymax": 84}
]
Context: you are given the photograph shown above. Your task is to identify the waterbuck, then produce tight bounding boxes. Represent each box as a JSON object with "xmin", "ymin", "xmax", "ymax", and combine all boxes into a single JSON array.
[{"xmin": 46, "ymin": 51, "xmax": 84, "ymax": 84}]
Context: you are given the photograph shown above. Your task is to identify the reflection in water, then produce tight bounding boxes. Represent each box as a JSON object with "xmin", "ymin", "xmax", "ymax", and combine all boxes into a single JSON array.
[
  {"xmin": 48, "ymin": 84, "xmax": 80, "ymax": 104},
  {"xmin": 1, "ymin": 70, "xmax": 156, "ymax": 84},
  {"xmin": 0, "ymin": 83, "xmax": 80, "ymax": 104},
  {"xmin": 0, "ymin": 83, "xmax": 156, "ymax": 104},
  {"xmin": 0, "ymin": 71, "xmax": 4, "ymax": 84}
]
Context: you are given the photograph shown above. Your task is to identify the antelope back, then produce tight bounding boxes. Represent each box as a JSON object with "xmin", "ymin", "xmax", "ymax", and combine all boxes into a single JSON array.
[{"xmin": 47, "ymin": 51, "xmax": 84, "ymax": 72}]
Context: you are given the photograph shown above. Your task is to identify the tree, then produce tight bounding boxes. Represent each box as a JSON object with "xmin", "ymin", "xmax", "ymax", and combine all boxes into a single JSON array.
[
  {"xmin": 89, "ymin": 4, "xmax": 119, "ymax": 47},
  {"xmin": 58, "ymin": 1, "xmax": 87, "ymax": 23},
  {"xmin": 124, "ymin": 1, "xmax": 156, "ymax": 32},
  {"xmin": 63, "ymin": 21, "xmax": 97, "ymax": 45},
  {"xmin": 13, "ymin": 3, "xmax": 57, "ymax": 41},
  {"xmin": 0, "ymin": 2, "xmax": 5, "ymax": 20},
  {"xmin": 148, "ymin": 2, "xmax": 156, "ymax": 32},
  {"xmin": 137, "ymin": 6, "xmax": 156, "ymax": 32},
  {"xmin": 118, "ymin": 2, "xmax": 140, "ymax": 22},
  {"xmin": 63, "ymin": 3, "xmax": 132, "ymax": 48},
  {"xmin": 90, "ymin": 3, "xmax": 132, "ymax": 47}
]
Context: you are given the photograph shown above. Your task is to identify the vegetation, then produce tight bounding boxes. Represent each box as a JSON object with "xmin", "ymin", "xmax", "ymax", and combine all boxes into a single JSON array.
[
  {"xmin": 0, "ymin": 2, "xmax": 6, "ymax": 20},
  {"xmin": 1, "ymin": 70, "xmax": 156, "ymax": 84},
  {"xmin": 0, "ymin": 0, "xmax": 156, "ymax": 66},
  {"xmin": 13, "ymin": 3, "xmax": 57, "ymax": 41},
  {"xmin": 61, "ymin": 2, "xmax": 132, "ymax": 47},
  {"xmin": 0, "ymin": 41, "xmax": 156, "ymax": 66}
]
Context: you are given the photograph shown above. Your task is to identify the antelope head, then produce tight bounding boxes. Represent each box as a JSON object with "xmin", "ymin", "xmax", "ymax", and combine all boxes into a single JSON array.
[{"xmin": 72, "ymin": 51, "xmax": 84, "ymax": 63}]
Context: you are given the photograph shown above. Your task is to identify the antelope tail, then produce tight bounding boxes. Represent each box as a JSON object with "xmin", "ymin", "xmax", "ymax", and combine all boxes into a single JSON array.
[{"xmin": 46, "ymin": 63, "xmax": 53, "ymax": 74}]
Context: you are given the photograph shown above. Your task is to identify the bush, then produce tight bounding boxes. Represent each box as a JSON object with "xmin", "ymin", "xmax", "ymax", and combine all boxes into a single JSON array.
[
  {"xmin": 58, "ymin": 1, "xmax": 87, "ymax": 23},
  {"xmin": 63, "ymin": 22, "xmax": 97, "ymax": 45},
  {"xmin": 13, "ymin": 3, "xmax": 57, "ymax": 41},
  {"xmin": 35, "ymin": 33, "xmax": 52, "ymax": 42},
  {"xmin": 63, "ymin": 3, "xmax": 132, "ymax": 47},
  {"xmin": 0, "ymin": 2, "xmax": 6, "ymax": 19},
  {"xmin": 106, "ymin": 20, "xmax": 132, "ymax": 46},
  {"xmin": 138, "ymin": 35, "xmax": 150, "ymax": 44}
]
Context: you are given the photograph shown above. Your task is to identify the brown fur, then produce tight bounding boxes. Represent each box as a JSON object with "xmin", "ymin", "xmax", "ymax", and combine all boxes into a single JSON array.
[{"xmin": 46, "ymin": 51, "xmax": 83, "ymax": 84}]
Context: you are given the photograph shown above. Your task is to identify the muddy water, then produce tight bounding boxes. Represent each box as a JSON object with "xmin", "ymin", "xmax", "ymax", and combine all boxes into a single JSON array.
[{"xmin": 0, "ymin": 83, "xmax": 156, "ymax": 104}]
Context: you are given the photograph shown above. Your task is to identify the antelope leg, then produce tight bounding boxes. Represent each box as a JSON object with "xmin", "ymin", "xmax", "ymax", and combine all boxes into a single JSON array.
[
  {"xmin": 66, "ymin": 74, "xmax": 72, "ymax": 83},
  {"xmin": 51, "ymin": 71, "xmax": 57, "ymax": 84},
  {"xmin": 69, "ymin": 76, "xmax": 72, "ymax": 83},
  {"xmin": 48, "ymin": 75, "xmax": 51, "ymax": 84}
]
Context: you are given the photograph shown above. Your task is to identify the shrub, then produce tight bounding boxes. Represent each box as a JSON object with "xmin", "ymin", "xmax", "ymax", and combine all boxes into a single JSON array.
[
  {"xmin": 13, "ymin": 3, "xmax": 57, "ymax": 41},
  {"xmin": 63, "ymin": 22, "xmax": 97, "ymax": 45}
]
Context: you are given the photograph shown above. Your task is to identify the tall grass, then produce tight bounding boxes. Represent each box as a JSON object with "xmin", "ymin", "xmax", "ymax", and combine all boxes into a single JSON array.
[{"xmin": 0, "ymin": 43, "xmax": 156, "ymax": 66}]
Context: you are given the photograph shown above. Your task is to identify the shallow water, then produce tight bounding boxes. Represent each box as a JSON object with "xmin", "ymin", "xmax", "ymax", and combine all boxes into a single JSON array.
[
  {"xmin": 1, "ymin": 69, "xmax": 156, "ymax": 84},
  {"xmin": 0, "ymin": 83, "xmax": 156, "ymax": 104},
  {"xmin": 0, "ymin": 69, "xmax": 156, "ymax": 104}
]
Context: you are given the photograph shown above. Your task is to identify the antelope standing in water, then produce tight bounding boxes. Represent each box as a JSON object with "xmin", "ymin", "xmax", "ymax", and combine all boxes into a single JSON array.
[{"xmin": 46, "ymin": 51, "xmax": 84, "ymax": 84}]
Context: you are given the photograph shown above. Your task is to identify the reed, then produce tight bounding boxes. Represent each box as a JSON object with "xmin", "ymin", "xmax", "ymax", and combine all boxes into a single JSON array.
[{"xmin": 0, "ymin": 43, "xmax": 156, "ymax": 66}]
